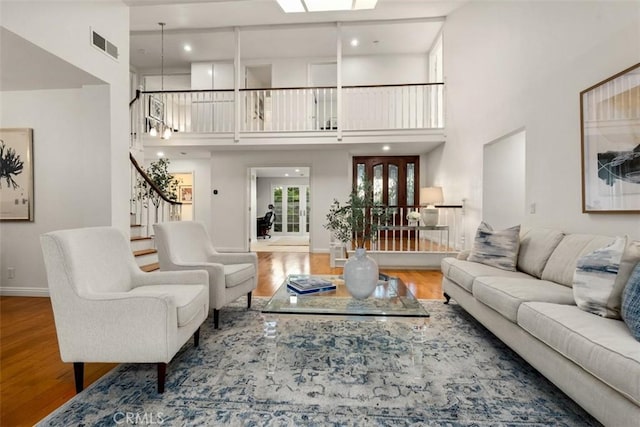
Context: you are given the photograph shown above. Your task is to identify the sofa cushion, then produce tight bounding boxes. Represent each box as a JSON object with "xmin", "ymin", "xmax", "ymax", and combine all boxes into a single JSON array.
[
  {"xmin": 224, "ymin": 263, "xmax": 255, "ymax": 288},
  {"xmin": 442, "ymin": 258, "xmax": 532, "ymax": 293},
  {"xmin": 518, "ymin": 302, "xmax": 640, "ymax": 406},
  {"xmin": 473, "ymin": 277, "xmax": 575, "ymax": 323},
  {"xmin": 468, "ymin": 222, "xmax": 521, "ymax": 271},
  {"xmin": 573, "ymin": 236, "xmax": 626, "ymax": 318},
  {"xmin": 614, "ymin": 241, "xmax": 640, "ymax": 317},
  {"xmin": 517, "ymin": 228, "xmax": 564, "ymax": 278},
  {"xmin": 129, "ymin": 284, "xmax": 208, "ymax": 327},
  {"xmin": 541, "ymin": 234, "xmax": 615, "ymax": 287},
  {"xmin": 622, "ymin": 262, "xmax": 640, "ymax": 341}
]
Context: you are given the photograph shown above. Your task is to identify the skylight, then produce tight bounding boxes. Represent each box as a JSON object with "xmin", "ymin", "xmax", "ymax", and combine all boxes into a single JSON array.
[{"xmin": 276, "ymin": 0, "xmax": 378, "ymax": 13}]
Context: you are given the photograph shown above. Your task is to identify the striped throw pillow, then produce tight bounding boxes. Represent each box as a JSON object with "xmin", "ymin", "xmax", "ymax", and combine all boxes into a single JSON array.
[{"xmin": 468, "ymin": 222, "xmax": 521, "ymax": 271}]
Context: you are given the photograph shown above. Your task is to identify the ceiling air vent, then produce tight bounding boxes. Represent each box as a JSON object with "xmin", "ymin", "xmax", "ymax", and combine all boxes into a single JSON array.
[{"xmin": 90, "ymin": 28, "xmax": 118, "ymax": 61}]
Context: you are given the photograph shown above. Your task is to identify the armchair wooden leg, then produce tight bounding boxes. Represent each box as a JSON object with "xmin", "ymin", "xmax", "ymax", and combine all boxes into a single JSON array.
[
  {"xmin": 157, "ymin": 363, "xmax": 167, "ymax": 393},
  {"xmin": 194, "ymin": 327, "xmax": 200, "ymax": 347},
  {"xmin": 247, "ymin": 291, "xmax": 252, "ymax": 309},
  {"xmin": 73, "ymin": 362, "xmax": 84, "ymax": 393},
  {"xmin": 213, "ymin": 309, "xmax": 220, "ymax": 329},
  {"xmin": 443, "ymin": 292, "xmax": 451, "ymax": 304}
]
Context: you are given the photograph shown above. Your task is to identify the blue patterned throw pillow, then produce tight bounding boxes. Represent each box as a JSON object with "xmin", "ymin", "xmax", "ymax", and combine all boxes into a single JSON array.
[
  {"xmin": 573, "ymin": 237, "xmax": 626, "ymax": 318},
  {"xmin": 622, "ymin": 262, "xmax": 640, "ymax": 341},
  {"xmin": 468, "ymin": 222, "xmax": 520, "ymax": 271}
]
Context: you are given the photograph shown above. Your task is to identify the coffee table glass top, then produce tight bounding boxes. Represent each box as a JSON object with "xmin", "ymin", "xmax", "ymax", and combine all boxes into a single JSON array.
[{"xmin": 262, "ymin": 274, "xmax": 429, "ymax": 318}]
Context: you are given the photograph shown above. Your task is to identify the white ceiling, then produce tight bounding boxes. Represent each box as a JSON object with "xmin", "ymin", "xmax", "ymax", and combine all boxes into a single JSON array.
[
  {"xmin": 143, "ymin": 139, "xmax": 443, "ymax": 160},
  {"xmin": 253, "ymin": 166, "xmax": 310, "ymax": 178},
  {"xmin": 128, "ymin": 0, "xmax": 464, "ymax": 72}
]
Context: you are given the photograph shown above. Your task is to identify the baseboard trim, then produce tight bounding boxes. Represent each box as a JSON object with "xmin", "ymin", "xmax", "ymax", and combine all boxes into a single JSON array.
[{"xmin": 0, "ymin": 286, "xmax": 50, "ymax": 297}]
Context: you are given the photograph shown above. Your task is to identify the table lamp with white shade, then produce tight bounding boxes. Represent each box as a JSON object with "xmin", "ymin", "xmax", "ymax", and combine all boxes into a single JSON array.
[{"xmin": 420, "ymin": 186, "xmax": 443, "ymax": 226}]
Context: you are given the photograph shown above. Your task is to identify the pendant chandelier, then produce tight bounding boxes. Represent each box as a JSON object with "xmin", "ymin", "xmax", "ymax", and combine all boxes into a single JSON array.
[{"xmin": 151, "ymin": 22, "xmax": 171, "ymax": 139}]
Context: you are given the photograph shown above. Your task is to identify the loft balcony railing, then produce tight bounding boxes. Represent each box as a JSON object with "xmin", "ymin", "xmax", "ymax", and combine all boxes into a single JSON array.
[{"xmin": 130, "ymin": 83, "xmax": 443, "ymax": 143}]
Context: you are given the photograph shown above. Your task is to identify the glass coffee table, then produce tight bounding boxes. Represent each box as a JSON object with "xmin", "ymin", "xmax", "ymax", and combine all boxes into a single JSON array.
[
  {"xmin": 260, "ymin": 275, "xmax": 429, "ymax": 378},
  {"xmin": 262, "ymin": 274, "xmax": 429, "ymax": 318}
]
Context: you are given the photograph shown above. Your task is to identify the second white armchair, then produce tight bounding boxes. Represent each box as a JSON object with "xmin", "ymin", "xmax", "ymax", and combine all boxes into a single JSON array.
[{"xmin": 154, "ymin": 221, "xmax": 258, "ymax": 328}]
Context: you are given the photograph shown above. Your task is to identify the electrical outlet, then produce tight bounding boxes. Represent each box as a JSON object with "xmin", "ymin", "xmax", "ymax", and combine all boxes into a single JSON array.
[
  {"xmin": 8, "ymin": 267, "xmax": 15, "ymax": 279},
  {"xmin": 529, "ymin": 203, "xmax": 536, "ymax": 214}
]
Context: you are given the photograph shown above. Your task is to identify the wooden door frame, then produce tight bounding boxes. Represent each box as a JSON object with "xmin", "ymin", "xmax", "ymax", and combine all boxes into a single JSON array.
[{"xmin": 352, "ymin": 155, "xmax": 420, "ymax": 208}]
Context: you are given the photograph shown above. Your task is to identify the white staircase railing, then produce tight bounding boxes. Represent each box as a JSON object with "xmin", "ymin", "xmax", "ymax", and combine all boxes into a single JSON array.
[{"xmin": 129, "ymin": 153, "xmax": 182, "ymax": 238}]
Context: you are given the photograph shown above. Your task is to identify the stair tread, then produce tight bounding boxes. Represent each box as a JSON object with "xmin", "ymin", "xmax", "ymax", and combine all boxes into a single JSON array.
[
  {"xmin": 130, "ymin": 236, "xmax": 152, "ymax": 241},
  {"xmin": 130, "ymin": 224, "xmax": 143, "ymax": 228},
  {"xmin": 140, "ymin": 263, "xmax": 160, "ymax": 272},
  {"xmin": 133, "ymin": 248, "xmax": 157, "ymax": 257}
]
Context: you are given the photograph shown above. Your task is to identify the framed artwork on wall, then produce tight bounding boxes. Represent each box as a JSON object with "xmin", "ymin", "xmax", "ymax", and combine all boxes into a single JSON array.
[
  {"xmin": 0, "ymin": 128, "xmax": 34, "ymax": 221},
  {"xmin": 148, "ymin": 96, "xmax": 164, "ymax": 122},
  {"xmin": 580, "ymin": 62, "xmax": 640, "ymax": 213},
  {"xmin": 179, "ymin": 185, "xmax": 193, "ymax": 204}
]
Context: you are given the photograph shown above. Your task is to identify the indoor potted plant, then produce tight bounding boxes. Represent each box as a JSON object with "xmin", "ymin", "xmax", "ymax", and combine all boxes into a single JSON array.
[
  {"xmin": 134, "ymin": 157, "xmax": 180, "ymax": 222},
  {"xmin": 324, "ymin": 181, "xmax": 387, "ymax": 299}
]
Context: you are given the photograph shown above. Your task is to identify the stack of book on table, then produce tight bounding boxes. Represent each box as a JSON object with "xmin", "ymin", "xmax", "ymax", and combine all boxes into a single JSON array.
[{"xmin": 287, "ymin": 275, "xmax": 336, "ymax": 294}]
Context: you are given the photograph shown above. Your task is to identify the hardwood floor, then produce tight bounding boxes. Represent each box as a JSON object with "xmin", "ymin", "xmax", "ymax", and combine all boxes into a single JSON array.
[{"xmin": 0, "ymin": 251, "xmax": 443, "ymax": 426}]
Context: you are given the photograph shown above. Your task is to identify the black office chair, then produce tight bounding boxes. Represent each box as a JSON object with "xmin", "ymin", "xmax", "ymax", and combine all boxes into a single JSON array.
[{"xmin": 257, "ymin": 211, "xmax": 275, "ymax": 239}]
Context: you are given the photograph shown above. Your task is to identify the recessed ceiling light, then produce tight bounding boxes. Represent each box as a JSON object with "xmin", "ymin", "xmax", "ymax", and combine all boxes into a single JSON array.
[
  {"xmin": 350, "ymin": 38, "xmax": 359, "ymax": 47},
  {"xmin": 382, "ymin": 145, "xmax": 390, "ymax": 151},
  {"xmin": 285, "ymin": 173, "xmax": 290, "ymax": 177},
  {"xmin": 295, "ymin": 169, "xmax": 300, "ymax": 172},
  {"xmin": 183, "ymin": 44, "xmax": 192, "ymax": 52},
  {"xmin": 157, "ymin": 151, "xmax": 165, "ymax": 157},
  {"xmin": 208, "ymin": 68, "xmax": 213, "ymax": 76}
]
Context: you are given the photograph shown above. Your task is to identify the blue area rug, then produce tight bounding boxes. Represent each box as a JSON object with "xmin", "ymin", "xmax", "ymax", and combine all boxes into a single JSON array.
[{"xmin": 37, "ymin": 299, "xmax": 599, "ymax": 426}]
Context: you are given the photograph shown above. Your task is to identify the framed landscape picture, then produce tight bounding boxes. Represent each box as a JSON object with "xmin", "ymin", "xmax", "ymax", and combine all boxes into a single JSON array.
[
  {"xmin": 0, "ymin": 128, "xmax": 34, "ymax": 221},
  {"xmin": 580, "ymin": 62, "xmax": 640, "ymax": 213},
  {"xmin": 179, "ymin": 185, "xmax": 193, "ymax": 204}
]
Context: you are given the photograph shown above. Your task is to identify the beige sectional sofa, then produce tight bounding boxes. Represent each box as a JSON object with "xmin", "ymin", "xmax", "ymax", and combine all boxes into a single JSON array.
[{"xmin": 441, "ymin": 228, "xmax": 640, "ymax": 426}]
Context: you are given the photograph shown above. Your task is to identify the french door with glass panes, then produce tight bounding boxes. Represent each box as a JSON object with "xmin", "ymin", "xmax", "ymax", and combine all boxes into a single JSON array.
[
  {"xmin": 271, "ymin": 185, "xmax": 309, "ymax": 236},
  {"xmin": 352, "ymin": 156, "xmax": 419, "ymax": 226}
]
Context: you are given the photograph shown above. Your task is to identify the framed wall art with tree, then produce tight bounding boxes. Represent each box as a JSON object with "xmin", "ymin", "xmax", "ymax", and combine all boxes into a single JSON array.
[{"xmin": 0, "ymin": 128, "xmax": 34, "ymax": 221}]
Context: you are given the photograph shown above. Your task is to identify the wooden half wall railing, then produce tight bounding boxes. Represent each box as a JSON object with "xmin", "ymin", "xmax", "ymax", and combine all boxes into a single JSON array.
[{"xmin": 129, "ymin": 153, "xmax": 182, "ymax": 237}]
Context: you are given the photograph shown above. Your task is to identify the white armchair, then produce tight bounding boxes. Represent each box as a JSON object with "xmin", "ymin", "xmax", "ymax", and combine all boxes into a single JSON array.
[
  {"xmin": 40, "ymin": 226, "xmax": 209, "ymax": 394},
  {"xmin": 153, "ymin": 221, "xmax": 258, "ymax": 329}
]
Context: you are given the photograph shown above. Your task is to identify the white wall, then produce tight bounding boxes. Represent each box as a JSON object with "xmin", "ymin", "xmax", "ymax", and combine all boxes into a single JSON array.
[
  {"xmin": 429, "ymin": 0, "xmax": 640, "ymax": 246},
  {"xmin": 253, "ymin": 54, "xmax": 428, "ymax": 88},
  {"xmin": 271, "ymin": 58, "xmax": 310, "ymax": 87},
  {"xmin": 0, "ymin": 89, "xmax": 111, "ymax": 293},
  {"xmin": 483, "ymin": 130, "xmax": 526, "ymax": 229},
  {"xmin": 209, "ymin": 150, "xmax": 350, "ymax": 252},
  {"xmin": 144, "ymin": 74, "xmax": 191, "ymax": 91},
  {"xmin": 0, "ymin": 1, "xmax": 130, "ymax": 294},
  {"xmin": 1, "ymin": 0, "xmax": 130, "ymax": 232},
  {"xmin": 342, "ymin": 54, "xmax": 428, "ymax": 86},
  {"xmin": 167, "ymin": 158, "xmax": 211, "ymax": 230}
]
